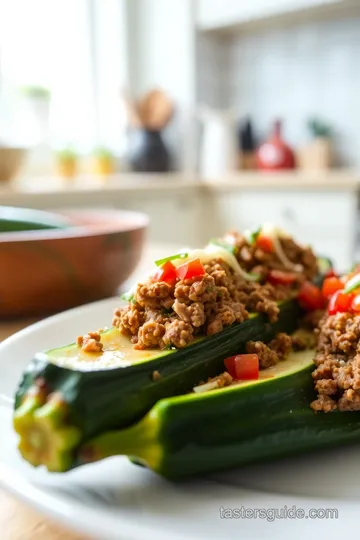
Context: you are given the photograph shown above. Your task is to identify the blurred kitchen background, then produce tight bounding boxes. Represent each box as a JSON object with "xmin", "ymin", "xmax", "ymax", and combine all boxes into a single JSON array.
[{"xmin": 1, "ymin": 0, "xmax": 360, "ymax": 271}]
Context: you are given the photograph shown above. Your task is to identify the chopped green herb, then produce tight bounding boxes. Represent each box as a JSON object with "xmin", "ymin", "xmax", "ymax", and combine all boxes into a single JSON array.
[
  {"xmin": 161, "ymin": 307, "xmax": 173, "ymax": 316},
  {"xmin": 249, "ymin": 273, "xmax": 261, "ymax": 281},
  {"xmin": 155, "ymin": 252, "xmax": 188, "ymax": 267},
  {"xmin": 249, "ymin": 227, "xmax": 262, "ymax": 245},
  {"xmin": 209, "ymin": 239, "xmax": 235, "ymax": 254},
  {"xmin": 120, "ymin": 291, "xmax": 135, "ymax": 303}
]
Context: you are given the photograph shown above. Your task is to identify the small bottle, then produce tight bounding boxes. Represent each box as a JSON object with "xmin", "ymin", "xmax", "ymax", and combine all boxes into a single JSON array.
[{"xmin": 238, "ymin": 119, "xmax": 257, "ymax": 170}]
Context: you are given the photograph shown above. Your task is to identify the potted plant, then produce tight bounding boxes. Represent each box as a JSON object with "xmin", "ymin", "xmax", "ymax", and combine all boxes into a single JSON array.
[
  {"xmin": 93, "ymin": 147, "xmax": 115, "ymax": 177},
  {"xmin": 297, "ymin": 118, "xmax": 333, "ymax": 170},
  {"xmin": 55, "ymin": 147, "xmax": 78, "ymax": 179}
]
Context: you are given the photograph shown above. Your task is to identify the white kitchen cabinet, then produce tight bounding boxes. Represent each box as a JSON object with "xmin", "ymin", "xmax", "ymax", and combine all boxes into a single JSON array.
[
  {"xmin": 212, "ymin": 189, "xmax": 357, "ymax": 271},
  {"xmin": 111, "ymin": 193, "xmax": 202, "ymax": 246},
  {"xmin": 196, "ymin": 0, "xmax": 345, "ymax": 31}
]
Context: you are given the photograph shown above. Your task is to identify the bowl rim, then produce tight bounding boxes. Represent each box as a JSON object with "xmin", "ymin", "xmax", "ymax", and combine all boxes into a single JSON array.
[{"xmin": 0, "ymin": 208, "xmax": 149, "ymax": 244}]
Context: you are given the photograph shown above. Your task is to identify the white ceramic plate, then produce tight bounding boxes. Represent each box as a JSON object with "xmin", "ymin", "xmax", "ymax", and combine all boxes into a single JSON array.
[{"xmin": 1, "ymin": 298, "xmax": 360, "ymax": 540}]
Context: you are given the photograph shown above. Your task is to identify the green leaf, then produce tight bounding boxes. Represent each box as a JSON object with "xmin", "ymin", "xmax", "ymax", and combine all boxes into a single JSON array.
[
  {"xmin": 120, "ymin": 291, "xmax": 135, "ymax": 303},
  {"xmin": 155, "ymin": 252, "xmax": 188, "ymax": 267},
  {"xmin": 249, "ymin": 227, "xmax": 261, "ymax": 245}
]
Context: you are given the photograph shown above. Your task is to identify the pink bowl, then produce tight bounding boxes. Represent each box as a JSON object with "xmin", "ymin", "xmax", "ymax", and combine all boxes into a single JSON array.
[{"xmin": 0, "ymin": 209, "xmax": 148, "ymax": 318}]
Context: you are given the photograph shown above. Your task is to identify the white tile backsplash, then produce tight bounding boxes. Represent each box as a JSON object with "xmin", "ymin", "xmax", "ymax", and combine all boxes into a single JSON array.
[{"xmin": 197, "ymin": 15, "xmax": 360, "ymax": 166}]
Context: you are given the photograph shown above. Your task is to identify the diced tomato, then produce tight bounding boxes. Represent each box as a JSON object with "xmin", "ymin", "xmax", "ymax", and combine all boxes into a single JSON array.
[
  {"xmin": 351, "ymin": 294, "xmax": 360, "ymax": 313},
  {"xmin": 152, "ymin": 260, "xmax": 177, "ymax": 284},
  {"xmin": 328, "ymin": 290, "xmax": 354, "ymax": 315},
  {"xmin": 255, "ymin": 235, "xmax": 273, "ymax": 253},
  {"xmin": 224, "ymin": 354, "xmax": 259, "ymax": 381},
  {"xmin": 268, "ymin": 269, "xmax": 297, "ymax": 286},
  {"xmin": 298, "ymin": 281, "xmax": 325, "ymax": 311},
  {"xmin": 321, "ymin": 276, "xmax": 344, "ymax": 298},
  {"xmin": 176, "ymin": 258, "xmax": 206, "ymax": 280}
]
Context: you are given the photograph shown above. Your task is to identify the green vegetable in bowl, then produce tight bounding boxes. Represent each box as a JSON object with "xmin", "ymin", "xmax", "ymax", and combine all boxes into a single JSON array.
[{"xmin": 0, "ymin": 206, "xmax": 71, "ymax": 233}]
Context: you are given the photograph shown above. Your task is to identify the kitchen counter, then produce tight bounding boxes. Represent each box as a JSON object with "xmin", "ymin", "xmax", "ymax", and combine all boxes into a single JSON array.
[
  {"xmin": 1, "ymin": 170, "xmax": 359, "ymax": 270},
  {"xmin": 0, "ymin": 170, "xmax": 359, "ymax": 198}
]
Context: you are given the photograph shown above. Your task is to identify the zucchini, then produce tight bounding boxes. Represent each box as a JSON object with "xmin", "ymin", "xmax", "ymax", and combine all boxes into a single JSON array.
[
  {"xmin": 79, "ymin": 349, "xmax": 360, "ymax": 479},
  {"xmin": 0, "ymin": 206, "xmax": 71, "ymax": 232},
  {"xmin": 14, "ymin": 299, "xmax": 301, "ymax": 472}
]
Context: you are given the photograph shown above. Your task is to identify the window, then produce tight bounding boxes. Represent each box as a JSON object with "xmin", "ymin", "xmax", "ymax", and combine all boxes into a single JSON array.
[{"xmin": 0, "ymin": 0, "xmax": 127, "ymax": 154}]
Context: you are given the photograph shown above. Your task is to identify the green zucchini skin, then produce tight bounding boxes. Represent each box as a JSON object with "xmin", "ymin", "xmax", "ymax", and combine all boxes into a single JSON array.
[
  {"xmin": 81, "ymin": 355, "xmax": 360, "ymax": 480},
  {"xmin": 14, "ymin": 300, "xmax": 301, "ymax": 470},
  {"xmin": 0, "ymin": 206, "xmax": 71, "ymax": 232}
]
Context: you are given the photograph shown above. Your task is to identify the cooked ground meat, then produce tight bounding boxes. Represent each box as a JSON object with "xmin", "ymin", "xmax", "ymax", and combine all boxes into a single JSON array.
[
  {"xmin": 136, "ymin": 321, "xmax": 166, "ymax": 349},
  {"xmin": 175, "ymin": 275, "xmax": 217, "ymax": 304},
  {"xmin": 136, "ymin": 281, "xmax": 174, "ymax": 310},
  {"xmin": 310, "ymin": 312, "xmax": 360, "ymax": 412},
  {"xmin": 246, "ymin": 341, "xmax": 279, "ymax": 368},
  {"xmin": 207, "ymin": 371, "xmax": 233, "ymax": 388},
  {"xmin": 172, "ymin": 299, "xmax": 206, "ymax": 327},
  {"xmin": 246, "ymin": 289, "xmax": 280, "ymax": 323},
  {"xmin": 225, "ymin": 231, "xmax": 318, "ymax": 281},
  {"xmin": 114, "ymin": 230, "xmax": 318, "ymax": 350},
  {"xmin": 77, "ymin": 331, "xmax": 103, "ymax": 353},
  {"xmin": 269, "ymin": 333, "xmax": 293, "ymax": 360},
  {"xmin": 152, "ymin": 370, "xmax": 162, "ymax": 381},
  {"xmin": 113, "ymin": 304, "xmax": 145, "ymax": 335},
  {"xmin": 246, "ymin": 332, "xmax": 293, "ymax": 368},
  {"xmin": 311, "ymin": 394, "xmax": 337, "ymax": 412},
  {"xmin": 161, "ymin": 320, "xmax": 193, "ymax": 349}
]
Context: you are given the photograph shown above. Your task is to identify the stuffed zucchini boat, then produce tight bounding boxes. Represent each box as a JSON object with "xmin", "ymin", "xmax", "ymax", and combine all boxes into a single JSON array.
[
  {"xmin": 13, "ymin": 226, "xmax": 327, "ymax": 472},
  {"xmin": 78, "ymin": 345, "xmax": 360, "ymax": 480}
]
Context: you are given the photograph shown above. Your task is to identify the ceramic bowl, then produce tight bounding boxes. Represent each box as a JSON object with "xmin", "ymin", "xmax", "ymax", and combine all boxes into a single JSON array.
[{"xmin": 0, "ymin": 209, "xmax": 148, "ymax": 318}]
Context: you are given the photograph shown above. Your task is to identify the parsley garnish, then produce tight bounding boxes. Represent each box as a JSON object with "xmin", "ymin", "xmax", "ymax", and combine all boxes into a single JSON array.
[
  {"xmin": 120, "ymin": 291, "xmax": 135, "ymax": 303},
  {"xmin": 249, "ymin": 227, "xmax": 262, "ymax": 245}
]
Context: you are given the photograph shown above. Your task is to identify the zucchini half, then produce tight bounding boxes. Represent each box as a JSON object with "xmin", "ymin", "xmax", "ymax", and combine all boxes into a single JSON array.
[
  {"xmin": 14, "ymin": 299, "xmax": 301, "ymax": 472},
  {"xmin": 79, "ymin": 349, "xmax": 360, "ymax": 479}
]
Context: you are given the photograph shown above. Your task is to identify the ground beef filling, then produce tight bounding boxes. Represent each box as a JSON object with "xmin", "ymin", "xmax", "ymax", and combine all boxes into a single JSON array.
[
  {"xmin": 77, "ymin": 331, "xmax": 103, "ymax": 353},
  {"xmin": 225, "ymin": 231, "xmax": 318, "ymax": 282},
  {"xmin": 310, "ymin": 312, "xmax": 360, "ymax": 412},
  {"xmin": 113, "ymin": 257, "xmax": 287, "ymax": 349},
  {"xmin": 246, "ymin": 332, "xmax": 298, "ymax": 368}
]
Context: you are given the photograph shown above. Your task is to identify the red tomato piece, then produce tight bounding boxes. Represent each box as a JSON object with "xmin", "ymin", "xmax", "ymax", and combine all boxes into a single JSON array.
[
  {"xmin": 298, "ymin": 281, "xmax": 325, "ymax": 311},
  {"xmin": 224, "ymin": 354, "xmax": 259, "ymax": 381},
  {"xmin": 153, "ymin": 260, "xmax": 177, "ymax": 284},
  {"xmin": 328, "ymin": 290, "xmax": 354, "ymax": 315},
  {"xmin": 321, "ymin": 277, "xmax": 344, "ymax": 298},
  {"xmin": 268, "ymin": 269, "xmax": 297, "ymax": 286},
  {"xmin": 256, "ymin": 235, "xmax": 274, "ymax": 253},
  {"xmin": 351, "ymin": 294, "xmax": 360, "ymax": 313},
  {"xmin": 176, "ymin": 258, "xmax": 206, "ymax": 280}
]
